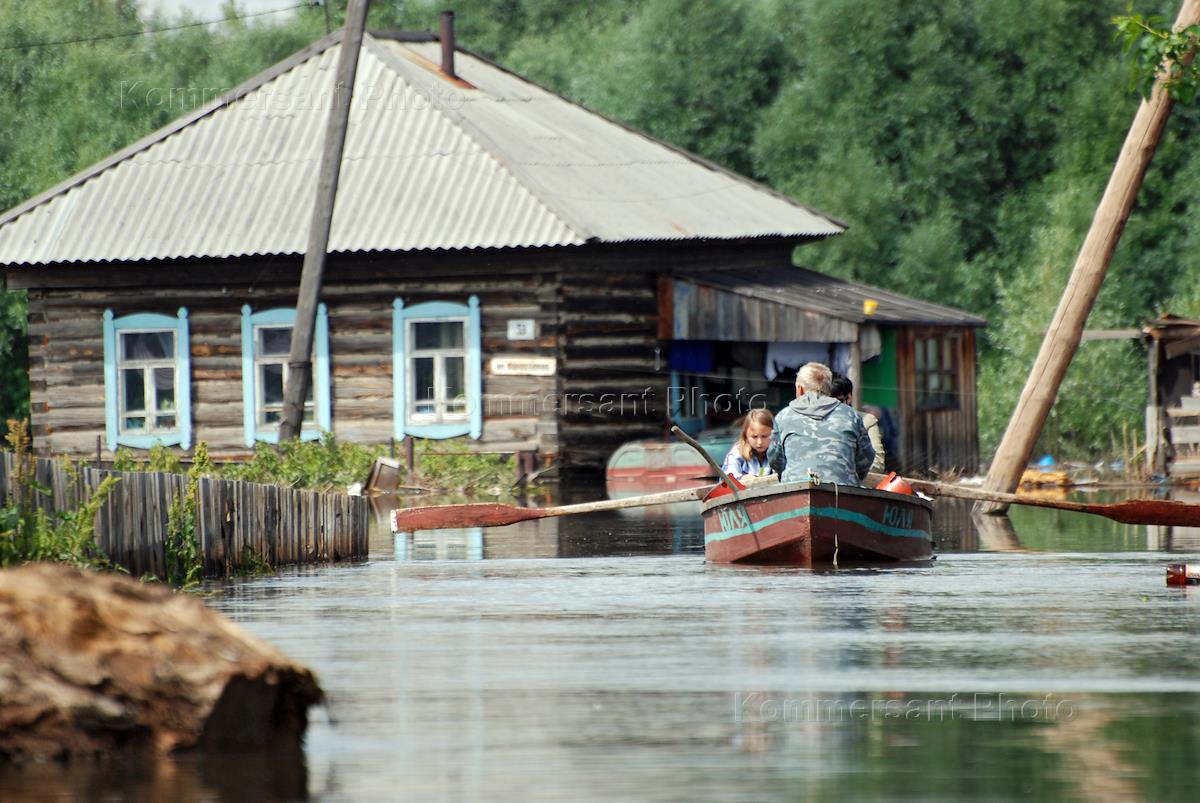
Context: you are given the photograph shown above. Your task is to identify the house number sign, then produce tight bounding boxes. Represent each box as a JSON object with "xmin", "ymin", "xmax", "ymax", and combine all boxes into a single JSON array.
[{"xmin": 507, "ymin": 319, "xmax": 536, "ymax": 340}]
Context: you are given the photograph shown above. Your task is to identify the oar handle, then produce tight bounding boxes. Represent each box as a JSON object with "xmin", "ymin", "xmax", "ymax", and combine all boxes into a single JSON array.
[
  {"xmin": 865, "ymin": 472, "xmax": 1083, "ymax": 510},
  {"xmin": 392, "ymin": 485, "xmax": 712, "ymax": 532},
  {"xmin": 541, "ymin": 485, "xmax": 708, "ymax": 516},
  {"xmin": 671, "ymin": 426, "xmax": 741, "ymax": 494}
]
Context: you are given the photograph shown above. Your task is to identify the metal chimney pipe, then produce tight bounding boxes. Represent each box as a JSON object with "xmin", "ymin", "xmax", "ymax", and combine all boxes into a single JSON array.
[{"xmin": 439, "ymin": 10, "xmax": 456, "ymax": 79}]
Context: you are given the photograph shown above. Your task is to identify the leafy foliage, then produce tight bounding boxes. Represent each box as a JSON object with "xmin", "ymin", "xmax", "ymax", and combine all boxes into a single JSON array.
[
  {"xmin": 112, "ymin": 443, "xmax": 184, "ymax": 474},
  {"xmin": 1114, "ymin": 11, "xmax": 1200, "ymax": 101},
  {"xmin": 0, "ymin": 287, "xmax": 27, "ymax": 422},
  {"xmin": 1, "ymin": 419, "xmax": 118, "ymax": 570},
  {"xmin": 413, "ymin": 438, "xmax": 516, "ymax": 495},
  {"xmin": 162, "ymin": 441, "xmax": 209, "ymax": 589},
  {"xmin": 220, "ymin": 433, "xmax": 384, "ymax": 491}
]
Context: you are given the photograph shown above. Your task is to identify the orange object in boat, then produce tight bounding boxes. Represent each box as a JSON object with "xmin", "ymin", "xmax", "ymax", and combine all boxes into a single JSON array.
[{"xmin": 874, "ymin": 471, "xmax": 915, "ymax": 495}]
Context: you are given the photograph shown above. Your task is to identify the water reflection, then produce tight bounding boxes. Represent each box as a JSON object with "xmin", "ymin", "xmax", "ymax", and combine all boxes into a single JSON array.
[
  {"xmin": 208, "ymin": 550, "xmax": 1196, "ymax": 801},
  {"xmin": 0, "ymin": 746, "xmax": 309, "ymax": 802},
  {"xmin": 394, "ymin": 528, "xmax": 484, "ymax": 561}
]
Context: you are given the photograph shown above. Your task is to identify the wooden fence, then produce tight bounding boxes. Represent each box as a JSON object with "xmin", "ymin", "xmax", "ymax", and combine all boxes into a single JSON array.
[{"xmin": 0, "ymin": 453, "xmax": 370, "ymax": 577}]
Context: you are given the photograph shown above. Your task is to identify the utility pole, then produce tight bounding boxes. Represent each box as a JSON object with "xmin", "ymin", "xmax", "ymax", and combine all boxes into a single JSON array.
[
  {"xmin": 279, "ymin": 0, "xmax": 370, "ymax": 442},
  {"xmin": 979, "ymin": 0, "xmax": 1200, "ymax": 513}
]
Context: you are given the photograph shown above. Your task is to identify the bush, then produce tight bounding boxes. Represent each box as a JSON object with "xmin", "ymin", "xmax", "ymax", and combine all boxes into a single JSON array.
[
  {"xmin": 219, "ymin": 433, "xmax": 384, "ymax": 491},
  {"xmin": 413, "ymin": 439, "xmax": 515, "ymax": 494}
]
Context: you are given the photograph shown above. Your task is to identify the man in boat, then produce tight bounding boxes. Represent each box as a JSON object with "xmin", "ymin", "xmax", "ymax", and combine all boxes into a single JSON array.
[{"xmin": 767, "ymin": 362, "xmax": 875, "ymax": 486}]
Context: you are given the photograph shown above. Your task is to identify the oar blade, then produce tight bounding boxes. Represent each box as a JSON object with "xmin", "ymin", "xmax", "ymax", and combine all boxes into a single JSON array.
[
  {"xmin": 391, "ymin": 503, "xmax": 542, "ymax": 532},
  {"xmin": 1103, "ymin": 499, "xmax": 1200, "ymax": 527}
]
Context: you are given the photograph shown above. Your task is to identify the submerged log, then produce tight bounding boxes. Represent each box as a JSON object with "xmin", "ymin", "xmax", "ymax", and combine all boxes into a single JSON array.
[{"xmin": 0, "ymin": 563, "xmax": 322, "ymax": 762}]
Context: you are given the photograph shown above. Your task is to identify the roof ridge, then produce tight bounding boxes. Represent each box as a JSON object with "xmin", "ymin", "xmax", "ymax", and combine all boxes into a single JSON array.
[
  {"xmin": 0, "ymin": 30, "xmax": 344, "ymax": 230},
  {"xmin": 361, "ymin": 35, "xmax": 594, "ymax": 242}
]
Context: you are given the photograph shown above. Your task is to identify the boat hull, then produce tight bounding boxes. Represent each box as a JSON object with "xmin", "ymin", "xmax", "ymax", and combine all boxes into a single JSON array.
[{"xmin": 701, "ymin": 482, "xmax": 933, "ymax": 566}]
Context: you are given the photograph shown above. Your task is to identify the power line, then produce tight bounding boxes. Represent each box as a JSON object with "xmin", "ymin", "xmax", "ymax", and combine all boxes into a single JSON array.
[{"xmin": 0, "ymin": 2, "xmax": 316, "ymax": 54}]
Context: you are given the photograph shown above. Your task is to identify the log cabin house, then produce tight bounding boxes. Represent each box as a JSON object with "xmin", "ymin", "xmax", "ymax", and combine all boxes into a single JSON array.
[{"xmin": 0, "ymin": 27, "xmax": 984, "ymax": 475}]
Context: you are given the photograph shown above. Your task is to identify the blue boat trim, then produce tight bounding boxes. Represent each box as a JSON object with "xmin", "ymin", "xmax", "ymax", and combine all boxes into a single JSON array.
[{"xmin": 705, "ymin": 505, "xmax": 929, "ymax": 545}]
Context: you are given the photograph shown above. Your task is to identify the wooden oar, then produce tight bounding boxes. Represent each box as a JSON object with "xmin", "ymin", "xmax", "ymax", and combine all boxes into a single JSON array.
[
  {"xmin": 391, "ymin": 484, "xmax": 710, "ymax": 532},
  {"xmin": 869, "ymin": 472, "xmax": 1200, "ymax": 527},
  {"xmin": 670, "ymin": 426, "xmax": 744, "ymax": 494}
]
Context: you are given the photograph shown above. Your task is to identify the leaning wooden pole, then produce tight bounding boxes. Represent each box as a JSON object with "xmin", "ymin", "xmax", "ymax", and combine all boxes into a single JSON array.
[
  {"xmin": 279, "ymin": 0, "xmax": 371, "ymax": 442},
  {"xmin": 980, "ymin": 0, "xmax": 1200, "ymax": 514}
]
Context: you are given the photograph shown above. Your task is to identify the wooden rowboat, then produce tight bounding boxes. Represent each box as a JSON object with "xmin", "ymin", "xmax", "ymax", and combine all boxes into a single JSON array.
[{"xmin": 701, "ymin": 481, "xmax": 934, "ymax": 565}]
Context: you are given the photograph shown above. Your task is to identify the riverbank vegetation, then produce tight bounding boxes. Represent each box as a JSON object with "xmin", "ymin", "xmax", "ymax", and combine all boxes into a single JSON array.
[
  {"xmin": 410, "ymin": 439, "xmax": 517, "ymax": 496},
  {"xmin": 108, "ymin": 435, "xmax": 513, "ymax": 495},
  {"xmin": 0, "ymin": 421, "xmax": 118, "ymax": 572},
  {"xmin": 2, "ymin": 1, "xmax": 1199, "ymax": 461}
]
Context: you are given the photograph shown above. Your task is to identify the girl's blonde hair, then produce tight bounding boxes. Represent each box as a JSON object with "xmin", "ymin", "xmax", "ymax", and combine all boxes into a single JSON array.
[{"xmin": 737, "ymin": 408, "xmax": 775, "ymax": 461}]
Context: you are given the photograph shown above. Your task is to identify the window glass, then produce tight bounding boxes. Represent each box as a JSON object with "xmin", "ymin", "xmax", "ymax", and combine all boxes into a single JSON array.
[
  {"xmin": 153, "ymin": 368, "xmax": 175, "ymax": 408},
  {"xmin": 259, "ymin": 326, "xmax": 291, "ymax": 356},
  {"xmin": 108, "ymin": 313, "xmax": 188, "ymax": 447},
  {"xmin": 915, "ymin": 333, "xmax": 959, "ymax": 411},
  {"xmin": 673, "ymin": 445, "xmax": 707, "ymax": 466},
  {"xmin": 261, "ymin": 362, "xmax": 284, "ymax": 405},
  {"xmin": 398, "ymin": 305, "xmax": 475, "ymax": 435},
  {"xmin": 414, "ymin": 357, "xmax": 435, "ymax": 402},
  {"xmin": 613, "ymin": 448, "xmax": 645, "ymax": 469},
  {"xmin": 255, "ymin": 342, "xmax": 313, "ymax": 428},
  {"xmin": 414, "ymin": 321, "xmax": 464, "ymax": 350},
  {"xmin": 407, "ymin": 321, "xmax": 468, "ymax": 423},
  {"xmin": 121, "ymin": 331, "xmax": 173, "ymax": 361},
  {"xmin": 445, "ymin": 356, "xmax": 465, "ymax": 400},
  {"xmin": 123, "ymin": 368, "xmax": 146, "ymax": 412}
]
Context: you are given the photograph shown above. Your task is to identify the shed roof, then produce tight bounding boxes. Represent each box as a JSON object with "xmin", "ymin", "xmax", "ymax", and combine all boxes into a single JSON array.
[
  {"xmin": 0, "ymin": 31, "xmax": 844, "ymax": 267},
  {"xmin": 679, "ymin": 266, "xmax": 987, "ymax": 329}
]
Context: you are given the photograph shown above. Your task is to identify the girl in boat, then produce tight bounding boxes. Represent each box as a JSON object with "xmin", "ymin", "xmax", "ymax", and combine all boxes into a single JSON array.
[{"xmin": 721, "ymin": 409, "xmax": 776, "ymax": 481}]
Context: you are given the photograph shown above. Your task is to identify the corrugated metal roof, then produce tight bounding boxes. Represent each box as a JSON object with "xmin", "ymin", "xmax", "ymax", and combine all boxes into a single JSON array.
[
  {"xmin": 0, "ymin": 31, "xmax": 843, "ymax": 267},
  {"xmin": 681, "ymin": 266, "xmax": 986, "ymax": 327}
]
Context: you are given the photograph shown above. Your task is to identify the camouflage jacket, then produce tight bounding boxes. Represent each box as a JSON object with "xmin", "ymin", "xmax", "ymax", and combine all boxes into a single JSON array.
[{"xmin": 767, "ymin": 392, "xmax": 875, "ymax": 486}]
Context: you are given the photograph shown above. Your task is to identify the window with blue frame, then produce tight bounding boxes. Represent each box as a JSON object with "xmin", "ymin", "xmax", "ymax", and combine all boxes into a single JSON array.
[
  {"xmin": 393, "ymin": 297, "xmax": 482, "ymax": 440},
  {"xmin": 240, "ymin": 304, "xmax": 331, "ymax": 445},
  {"xmin": 103, "ymin": 309, "xmax": 191, "ymax": 450}
]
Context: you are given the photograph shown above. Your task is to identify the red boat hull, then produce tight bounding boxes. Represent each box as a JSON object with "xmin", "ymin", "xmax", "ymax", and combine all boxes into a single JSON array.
[{"xmin": 701, "ymin": 482, "xmax": 933, "ymax": 566}]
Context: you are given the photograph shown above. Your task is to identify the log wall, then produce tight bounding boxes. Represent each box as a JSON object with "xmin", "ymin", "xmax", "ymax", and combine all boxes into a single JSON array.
[
  {"xmin": 9, "ymin": 241, "xmax": 863, "ymax": 472},
  {"xmin": 20, "ymin": 251, "xmax": 571, "ymax": 462}
]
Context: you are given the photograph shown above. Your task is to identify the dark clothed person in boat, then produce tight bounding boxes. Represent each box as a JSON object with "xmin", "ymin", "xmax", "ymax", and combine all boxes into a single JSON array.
[
  {"xmin": 767, "ymin": 362, "xmax": 875, "ymax": 486},
  {"xmin": 830, "ymin": 373, "xmax": 886, "ymax": 474}
]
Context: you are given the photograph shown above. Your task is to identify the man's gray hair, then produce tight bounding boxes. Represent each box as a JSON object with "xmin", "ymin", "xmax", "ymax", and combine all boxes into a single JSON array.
[{"xmin": 796, "ymin": 362, "xmax": 832, "ymax": 396}]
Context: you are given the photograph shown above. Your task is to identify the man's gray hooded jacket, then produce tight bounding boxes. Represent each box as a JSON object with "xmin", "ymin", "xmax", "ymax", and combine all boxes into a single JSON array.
[{"xmin": 767, "ymin": 392, "xmax": 875, "ymax": 486}]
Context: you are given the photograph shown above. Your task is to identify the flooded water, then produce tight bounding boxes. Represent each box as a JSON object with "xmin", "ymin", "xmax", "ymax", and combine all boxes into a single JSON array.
[{"xmin": 3, "ymin": 491, "xmax": 1199, "ymax": 801}]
